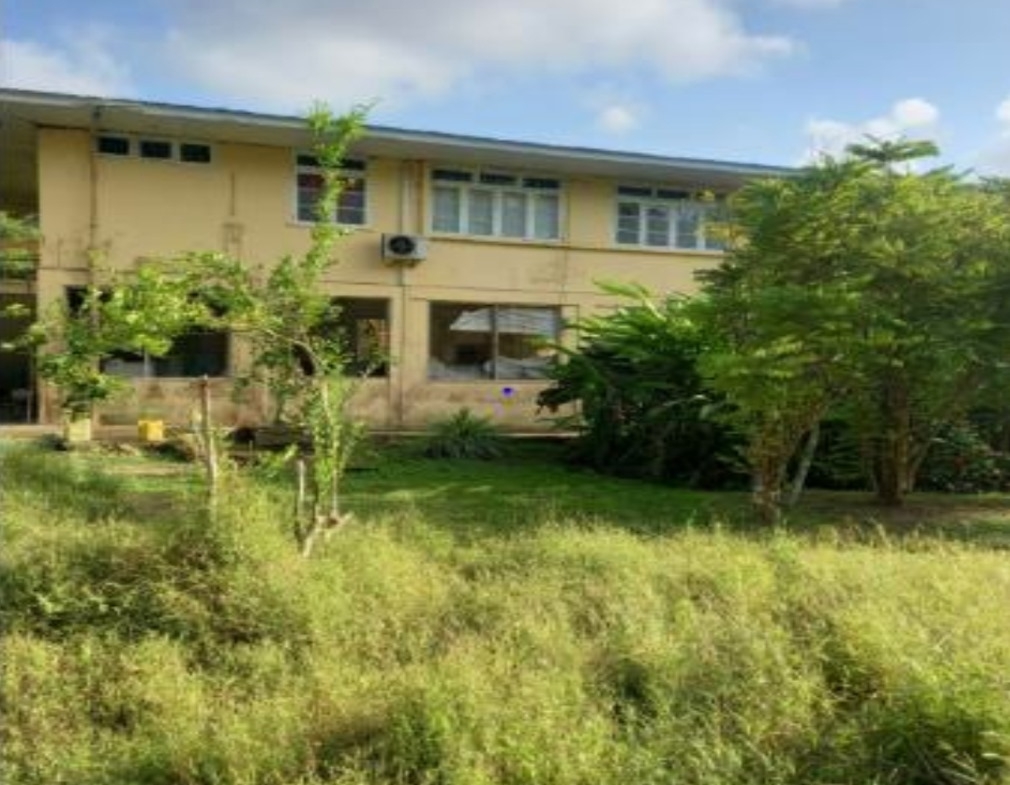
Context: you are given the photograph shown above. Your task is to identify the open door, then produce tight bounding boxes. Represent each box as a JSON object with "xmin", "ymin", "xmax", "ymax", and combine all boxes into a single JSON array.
[{"xmin": 0, "ymin": 292, "xmax": 36, "ymax": 423}]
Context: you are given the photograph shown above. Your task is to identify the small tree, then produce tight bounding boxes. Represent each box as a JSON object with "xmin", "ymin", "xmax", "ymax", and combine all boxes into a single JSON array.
[{"xmin": 185, "ymin": 104, "xmax": 370, "ymax": 555}]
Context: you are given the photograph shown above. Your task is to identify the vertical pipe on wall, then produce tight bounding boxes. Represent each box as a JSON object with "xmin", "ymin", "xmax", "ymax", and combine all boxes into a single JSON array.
[
  {"xmin": 87, "ymin": 105, "xmax": 102, "ymax": 285},
  {"xmin": 394, "ymin": 159, "xmax": 425, "ymax": 429}
]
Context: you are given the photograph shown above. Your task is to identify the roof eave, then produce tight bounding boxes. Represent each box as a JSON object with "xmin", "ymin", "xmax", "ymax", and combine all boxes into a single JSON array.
[{"xmin": 0, "ymin": 88, "xmax": 792, "ymax": 185}]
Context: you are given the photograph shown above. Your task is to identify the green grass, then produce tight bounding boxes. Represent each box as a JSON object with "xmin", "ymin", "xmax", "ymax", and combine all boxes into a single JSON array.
[{"xmin": 3, "ymin": 440, "xmax": 1010, "ymax": 784}]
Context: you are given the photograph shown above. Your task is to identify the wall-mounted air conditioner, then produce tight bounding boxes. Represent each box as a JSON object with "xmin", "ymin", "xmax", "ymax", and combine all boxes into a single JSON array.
[{"xmin": 382, "ymin": 234, "xmax": 427, "ymax": 265}]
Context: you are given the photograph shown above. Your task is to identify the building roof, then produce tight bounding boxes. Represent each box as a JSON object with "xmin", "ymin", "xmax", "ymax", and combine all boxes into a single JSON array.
[{"xmin": 0, "ymin": 88, "xmax": 792, "ymax": 209}]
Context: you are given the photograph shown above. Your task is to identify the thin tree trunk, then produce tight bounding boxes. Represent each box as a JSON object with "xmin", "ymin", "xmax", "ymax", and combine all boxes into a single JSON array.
[
  {"xmin": 199, "ymin": 375, "xmax": 219, "ymax": 514},
  {"xmin": 874, "ymin": 379, "xmax": 910, "ymax": 507},
  {"xmin": 751, "ymin": 448, "xmax": 784, "ymax": 526},
  {"xmin": 295, "ymin": 457, "xmax": 307, "ymax": 543},
  {"xmin": 785, "ymin": 422, "xmax": 820, "ymax": 508}
]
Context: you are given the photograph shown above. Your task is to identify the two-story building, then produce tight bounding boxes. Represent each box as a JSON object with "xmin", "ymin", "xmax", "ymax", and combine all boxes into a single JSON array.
[{"xmin": 0, "ymin": 88, "xmax": 788, "ymax": 430}]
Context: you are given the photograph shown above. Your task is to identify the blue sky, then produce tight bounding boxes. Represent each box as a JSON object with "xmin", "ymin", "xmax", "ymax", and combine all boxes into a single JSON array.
[{"xmin": 3, "ymin": 0, "xmax": 1010, "ymax": 173}]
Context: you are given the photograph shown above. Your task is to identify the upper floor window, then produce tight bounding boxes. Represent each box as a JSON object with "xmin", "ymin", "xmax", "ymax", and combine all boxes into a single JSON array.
[
  {"xmin": 615, "ymin": 186, "xmax": 725, "ymax": 251},
  {"xmin": 295, "ymin": 155, "xmax": 367, "ymax": 225},
  {"xmin": 431, "ymin": 168, "xmax": 561, "ymax": 241},
  {"xmin": 95, "ymin": 135, "xmax": 213, "ymax": 164},
  {"xmin": 96, "ymin": 135, "xmax": 130, "ymax": 156}
]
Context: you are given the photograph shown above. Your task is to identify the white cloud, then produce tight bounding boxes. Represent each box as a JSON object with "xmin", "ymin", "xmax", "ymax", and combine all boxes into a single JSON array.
[
  {"xmin": 891, "ymin": 97, "xmax": 940, "ymax": 128},
  {"xmin": 156, "ymin": 0, "xmax": 795, "ymax": 112},
  {"xmin": 996, "ymin": 96, "xmax": 1010, "ymax": 127},
  {"xmin": 977, "ymin": 95, "xmax": 1010, "ymax": 175},
  {"xmin": 802, "ymin": 97, "xmax": 941, "ymax": 162},
  {"xmin": 597, "ymin": 104, "xmax": 640, "ymax": 134},
  {"xmin": 770, "ymin": 0, "xmax": 848, "ymax": 8},
  {"xmin": 0, "ymin": 31, "xmax": 132, "ymax": 96}
]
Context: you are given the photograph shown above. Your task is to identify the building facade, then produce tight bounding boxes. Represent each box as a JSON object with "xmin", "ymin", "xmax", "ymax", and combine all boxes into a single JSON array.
[{"xmin": 0, "ymin": 89, "xmax": 788, "ymax": 430}]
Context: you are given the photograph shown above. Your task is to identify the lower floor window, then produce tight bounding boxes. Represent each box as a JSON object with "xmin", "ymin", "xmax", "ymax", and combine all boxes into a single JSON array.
[
  {"xmin": 103, "ymin": 330, "xmax": 229, "ymax": 378},
  {"xmin": 329, "ymin": 297, "xmax": 390, "ymax": 377},
  {"xmin": 65, "ymin": 286, "xmax": 229, "ymax": 378},
  {"xmin": 429, "ymin": 303, "xmax": 560, "ymax": 380}
]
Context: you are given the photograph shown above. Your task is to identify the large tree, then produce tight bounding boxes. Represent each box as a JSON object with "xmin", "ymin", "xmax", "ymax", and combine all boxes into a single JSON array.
[{"xmin": 699, "ymin": 141, "xmax": 1010, "ymax": 519}]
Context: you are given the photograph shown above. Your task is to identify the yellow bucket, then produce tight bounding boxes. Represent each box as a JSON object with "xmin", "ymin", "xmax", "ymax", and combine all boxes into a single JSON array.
[{"xmin": 138, "ymin": 419, "xmax": 165, "ymax": 443}]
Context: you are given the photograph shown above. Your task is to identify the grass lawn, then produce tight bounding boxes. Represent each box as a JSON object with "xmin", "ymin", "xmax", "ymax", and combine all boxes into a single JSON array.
[
  {"xmin": 56, "ymin": 438, "xmax": 1010, "ymax": 545},
  {"xmin": 3, "ymin": 439, "xmax": 1010, "ymax": 784}
]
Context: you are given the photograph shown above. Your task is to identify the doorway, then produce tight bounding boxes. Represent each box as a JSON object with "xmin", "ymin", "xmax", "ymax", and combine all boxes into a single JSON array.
[{"xmin": 0, "ymin": 293, "xmax": 36, "ymax": 423}]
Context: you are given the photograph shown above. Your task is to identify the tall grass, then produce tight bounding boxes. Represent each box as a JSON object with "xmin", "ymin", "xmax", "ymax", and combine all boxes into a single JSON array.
[{"xmin": 2, "ymin": 443, "xmax": 1010, "ymax": 784}]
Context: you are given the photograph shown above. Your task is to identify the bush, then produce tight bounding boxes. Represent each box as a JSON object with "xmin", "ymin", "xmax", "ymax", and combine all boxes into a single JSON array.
[
  {"xmin": 421, "ymin": 408, "xmax": 506, "ymax": 460},
  {"xmin": 538, "ymin": 283, "xmax": 741, "ymax": 488},
  {"xmin": 917, "ymin": 421, "xmax": 1010, "ymax": 493}
]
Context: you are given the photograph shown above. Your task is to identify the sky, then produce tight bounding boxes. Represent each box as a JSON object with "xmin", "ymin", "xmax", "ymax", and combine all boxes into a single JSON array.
[{"xmin": 2, "ymin": 0, "xmax": 1010, "ymax": 173}]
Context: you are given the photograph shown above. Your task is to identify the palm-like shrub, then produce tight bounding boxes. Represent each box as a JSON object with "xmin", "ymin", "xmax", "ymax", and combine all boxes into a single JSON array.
[
  {"xmin": 538, "ymin": 283, "xmax": 740, "ymax": 487},
  {"xmin": 422, "ymin": 408, "xmax": 506, "ymax": 460}
]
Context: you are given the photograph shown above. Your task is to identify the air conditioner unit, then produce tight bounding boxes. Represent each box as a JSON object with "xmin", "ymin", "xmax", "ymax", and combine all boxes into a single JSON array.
[{"xmin": 382, "ymin": 234, "xmax": 427, "ymax": 265}]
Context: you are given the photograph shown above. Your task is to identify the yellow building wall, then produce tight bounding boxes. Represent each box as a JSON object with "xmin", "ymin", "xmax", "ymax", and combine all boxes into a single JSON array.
[{"xmin": 35, "ymin": 128, "xmax": 721, "ymax": 430}]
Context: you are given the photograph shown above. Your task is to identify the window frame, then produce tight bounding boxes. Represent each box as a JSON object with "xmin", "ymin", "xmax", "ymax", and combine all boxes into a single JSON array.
[
  {"xmin": 94, "ymin": 135, "xmax": 214, "ymax": 165},
  {"xmin": 613, "ymin": 185, "xmax": 725, "ymax": 252},
  {"xmin": 138, "ymin": 138, "xmax": 174, "ymax": 161},
  {"xmin": 100, "ymin": 330, "xmax": 230, "ymax": 379},
  {"xmin": 327, "ymin": 296, "xmax": 391, "ymax": 378},
  {"xmin": 429, "ymin": 166, "xmax": 564, "ymax": 242},
  {"xmin": 293, "ymin": 153, "xmax": 369, "ymax": 227},
  {"xmin": 65, "ymin": 286, "xmax": 230, "ymax": 379},
  {"xmin": 428, "ymin": 301, "xmax": 561, "ymax": 382}
]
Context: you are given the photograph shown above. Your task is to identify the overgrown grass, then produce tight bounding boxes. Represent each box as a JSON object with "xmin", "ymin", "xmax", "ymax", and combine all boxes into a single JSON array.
[{"xmin": 3, "ymin": 441, "xmax": 1010, "ymax": 784}]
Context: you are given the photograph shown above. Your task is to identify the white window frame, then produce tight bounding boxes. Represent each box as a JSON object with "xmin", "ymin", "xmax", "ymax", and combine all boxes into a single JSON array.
[
  {"xmin": 430, "ymin": 166, "xmax": 564, "ymax": 242},
  {"xmin": 614, "ymin": 185, "xmax": 725, "ymax": 252},
  {"xmin": 294, "ymin": 153, "xmax": 368, "ymax": 227}
]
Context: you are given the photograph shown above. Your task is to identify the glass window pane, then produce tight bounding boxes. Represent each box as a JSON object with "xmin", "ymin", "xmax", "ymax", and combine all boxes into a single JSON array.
[
  {"xmin": 479, "ymin": 172, "xmax": 516, "ymax": 186},
  {"xmin": 297, "ymin": 172, "xmax": 323, "ymax": 222},
  {"xmin": 467, "ymin": 190, "xmax": 495, "ymax": 235},
  {"xmin": 703, "ymin": 204, "xmax": 726, "ymax": 250},
  {"xmin": 139, "ymin": 140, "xmax": 173, "ymax": 160},
  {"xmin": 533, "ymin": 193, "xmax": 560, "ymax": 239},
  {"xmin": 524, "ymin": 177, "xmax": 560, "ymax": 190},
  {"xmin": 433, "ymin": 168, "xmax": 473, "ymax": 182},
  {"xmin": 493, "ymin": 306, "xmax": 559, "ymax": 380},
  {"xmin": 646, "ymin": 205, "xmax": 670, "ymax": 247},
  {"xmin": 97, "ymin": 136, "xmax": 130, "ymax": 156},
  {"xmin": 429, "ymin": 303, "xmax": 494, "ymax": 379},
  {"xmin": 336, "ymin": 180, "xmax": 366, "ymax": 225},
  {"xmin": 657, "ymin": 188, "xmax": 690, "ymax": 201},
  {"xmin": 616, "ymin": 202, "xmax": 640, "ymax": 244},
  {"xmin": 152, "ymin": 331, "xmax": 229, "ymax": 377},
  {"xmin": 103, "ymin": 352, "xmax": 148, "ymax": 377},
  {"xmin": 675, "ymin": 205, "xmax": 700, "ymax": 249},
  {"xmin": 501, "ymin": 192, "xmax": 527, "ymax": 238},
  {"xmin": 433, "ymin": 186, "xmax": 461, "ymax": 233},
  {"xmin": 180, "ymin": 143, "xmax": 212, "ymax": 164},
  {"xmin": 331, "ymin": 297, "xmax": 389, "ymax": 377}
]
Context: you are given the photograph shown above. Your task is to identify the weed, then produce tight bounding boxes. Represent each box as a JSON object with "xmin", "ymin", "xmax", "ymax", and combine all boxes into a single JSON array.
[{"xmin": 421, "ymin": 408, "xmax": 507, "ymax": 460}]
